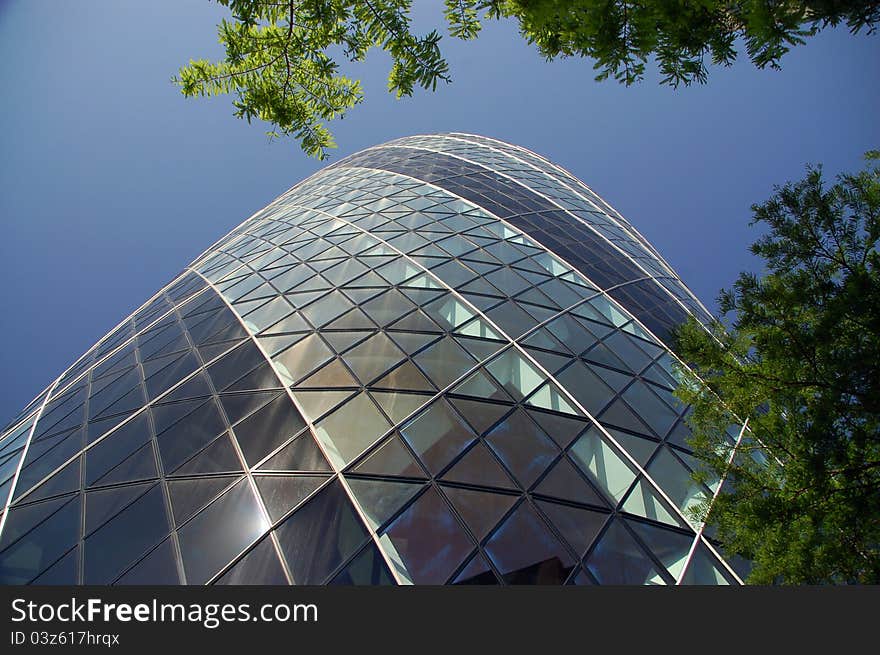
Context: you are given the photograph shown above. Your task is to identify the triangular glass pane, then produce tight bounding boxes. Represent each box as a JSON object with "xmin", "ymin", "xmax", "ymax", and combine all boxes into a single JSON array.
[
  {"xmin": 622, "ymin": 477, "xmax": 686, "ymax": 528},
  {"xmin": 313, "ymin": 393, "xmax": 392, "ymax": 469},
  {"xmin": 441, "ymin": 441, "xmax": 515, "ymax": 490},
  {"xmin": 85, "ymin": 482, "xmax": 154, "ymax": 535},
  {"xmin": 523, "ymin": 347, "xmax": 571, "ymax": 376},
  {"xmin": 585, "ymin": 519, "xmax": 666, "ymax": 585},
  {"xmin": 459, "ymin": 277, "xmax": 503, "ymax": 297},
  {"xmin": 534, "ymin": 456, "xmax": 607, "ymax": 507},
  {"xmin": 257, "ymin": 432, "xmax": 331, "ymax": 472},
  {"xmin": 526, "ymin": 409, "xmax": 588, "ymax": 449},
  {"xmin": 31, "ymin": 546, "xmax": 79, "ymax": 585},
  {"xmin": 454, "ymin": 335, "xmax": 506, "ymax": 362},
  {"xmin": 484, "ymin": 501, "xmax": 575, "ymax": 585},
  {"xmin": 370, "ymin": 391, "xmax": 432, "ymax": 425},
  {"xmin": 156, "ymin": 400, "xmax": 227, "ymax": 473},
  {"xmin": 413, "ymin": 337, "xmax": 476, "ymax": 389},
  {"xmin": 399, "ymin": 400, "xmax": 477, "ymax": 475},
  {"xmin": 360, "ymin": 289, "xmax": 417, "ymax": 326},
  {"xmin": 159, "ymin": 373, "xmax": 213, "ymax": 404},
  {"xmin": 484, "ymin": 409, "xmax": 558, "ymax": 488},
  {"xmin": 214, "ymin": 537, "xmax": 287, "ymax": 585},
  {"xmin": 169, "ymin": 476, "xmax": 239, "ymax": 526},
  {"xmin": 21, "ymin": 458, "xmax": 80, "ymax": 503},
  {"xmin": 258, "ymin": 333, "xmax": 307, "ymax": 357},
  {"xmin": 220, "ymin": 391, "xmax": 281, "ymax": 426},
  {"xmin": 442, "ymin": 486, "xmax": 517, "ymax": 541},
  {"xmin": 321, "ymin": 330, "xmax": 373, "ymax": 354},
  {"xmin": 609, "ymin": 429, "xmax": 659, "ymax": 467},
  {"xmin": 261, "ymin": 311, "xmax": 311, "ymax": 335},
  {"xmin": 0, "ymin": 495, "xmax": 71, "ymax": 548},
  {"xmin": 284, "ymin": 290, "xmax": 327, "ymax": 309},
  {"xmin": 346, "ymin": 477, "xmax": 423, "ymax": 530},
  {"xmin": 295, "ymin": 358, "xmax": 360, "ymax": 388},
  {"xmin": 177, "ymin": 479, "xmax": 268, "ymax": 585},
  {"xmin": 555, "ymin": 361, "xmax": 614, "ymax": 415},
  {"xmin": 423, "ymin": 296, "xmax": 475, "ymax": 331},
  {"xmin": 388, "ymin": 331, "xmax": 440, "ymax": 355},
  {"xmin": 92, "ymin": 441, "xmax": 158, "ymax": 486},
  {"xmin": 255, "ymin": 474, "xmax": 330, "ymax": 522},
  {"xmin": 233, "ymin": 394, "xmax": 307, "ymax": 466},
  {"xmin": 340, "ymin": 287, "xmax": 384, "ymax": 305},
  {"xmin": 290, "ymin": 390, "xmax": 355, "ymax": 422},
  {"xmin": 451, "ymin": 369, "xmax": 512, "ymax": 402},
  {"xmin": 388, "ymin": 309, "xmax": 442, "ymax": 333},
  {"xmin": 379, "ymin": 487, "xmax": 473, "ymax": 585},
  {"xmin": 569, "ymin": 427, "xmax": 637, "ymax": 504},
  {"xmin": 486, "ymin": 348, "xmax": 544, "ymax": 400},
  {"xmin": 593, "ymin": 365, "xmax": 633, "ymax": 392},
  {"xmin": 275, "ymin": 480, "xmax": 369, "ymax": 584},
  {"xmin": 399, "ymin": 287, "xmax": 445, "ymax": 306},
  {"xmin": 526, "ymin": 382, "xmax": 581, "ymax": 416},
  {"xmin": 350, "ymin": 435, "xmax": 424, "ymax": 478},
  {"xmin": 342, "ymin": 332, "xmax": 406, "ymax": 385},
  {"xmin": 447, "ymin": 397, "xmax": 511, "ymax": 436},
  {"xmin": 0, "ymin": 495, "xmax": 80, "ymax": 584},
  {"xmin": 323, "ymin": 307, "xmax": 378, "ymax": 331},
  {"xmin": 83, "ymin": 484, "xmax": 170, "ymax": 584},
  {"xmin": 536, "ymin": 500, "xmax": 607, "ymax": 556},
  {"xmin": 272, "ymin": 334, "xmax": 334, "ymax": 386},
  {"xmin": 329, "ymin": 542, "xmax": 395, "ymax": 585},
  {"xmin": 680, "ymin": 542, "xmax": 736, "ymax": 585},
  {"xmin": 344, "ymin": 269, "xmax": 389, "ymax": 288},
  {"xmin": 626, "ymin": 519, "xmax": 695, "ymax": 583},
  {"xmin": 171, "ymin": 434, "xmax": 243, "ymax": 476},
  {"xmin": 199, "ymin": 339, "xmax": 245, "ymax": 363},
  {"xmin": 371, "ymin": 360, "xmax": 435, "ymax": 392},
  {"xmin": 451, "ymin": 552, "xmax": 498, "ymax": 585},
  {"xmin": 521, "ymin": 327, "xmax": 567, "ymax": 353},
  {"xmin": 598, "ymin": 398, "xmax": 653, "ymax": 435}
]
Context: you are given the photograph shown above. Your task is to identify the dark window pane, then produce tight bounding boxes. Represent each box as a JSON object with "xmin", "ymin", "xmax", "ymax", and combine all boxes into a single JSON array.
[
  {"xmin": 484, "ymin": 501, "xmax": 574, "ymax": 584},
  {"xmin": 451, "ymin": 552, "xmax": 498, "ymax": 585},
  {"xmin": 399, "ymin": 401, "xmax": 476, "ymax": 475},
  {"xmin": 168, "ymin": 476, "xmax": 239, "ymax": 527},
  {"xmin": 350, "ymin": 435, "xmax": 424, "ymax": 478},
  {"xmin": 329, "ymin": 542, "xmax": 395, "ymax": 585},
  {"xmin": 178, "ymin": 479, "xmax": 269, "ymax": 584},
  {"xmin": 85, "ymin": 413, "xmax": 152, "ymax": 485},
  {"xmin": 585, "ymin": 519, "xmax": 666, "ymax": 585},
  {"xmin": 536, "ymin": 500, "xmax": 607, "ymax": 556},
  {"xmin": 346, "ymin": 477, "xmax": 423, "ymax": 530},
  {"xmin": 255, "ymin": 474, "xmax": 330, "ymax": 522},
  {"xmin": 85, "ymin": 482, "xmax": 154, "ymax": 536},
  {"xmin": 380, "ymin": 486, "xmax": 473, "ymax": 584},
  {"xmin": 215, "ymin": 537, "xmax": 288, "ymax": 585},
  {"xmin": 441, "ymin": 486, "xmax": 517, "ymax": 541},
  {"xmin": 171, "ymin": 433, "xmax": 243, "ymax": 476},
  {"xmin": 257, "ymin": 432, "xmax": 331, "ymax": 473},
  {"xmin": 116, "ymin": 538, "xmax": 181, "ymax": 585},
  {"xmin": 83, "ymin": 484, "xmax": 169, "ymax": 584},
  {"xmin": 275, "ymin": 480, "xmax": 369, "ymax": 584},
  {"xmin": 156, "ymin": 400, "xmax": 227, "ymax": 473},
  {"xmin": 484, "ymin": 409, "xmax": 558, "ymax": 488},
  {"xmin": 31, "ymin": 546, "xmax": 78, "ymax": 585},
  {"xmin": 232, "ymin": 395, "xmax": 307, "ymax": 466}
]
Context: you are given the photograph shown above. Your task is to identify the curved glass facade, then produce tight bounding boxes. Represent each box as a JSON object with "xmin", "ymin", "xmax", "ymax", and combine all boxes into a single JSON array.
[{"xmin": 0, "ymin": 134, "xmax": 741, "ymax": 585}]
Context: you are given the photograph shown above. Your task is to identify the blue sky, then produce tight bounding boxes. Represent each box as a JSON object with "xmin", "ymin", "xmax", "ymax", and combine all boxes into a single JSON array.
[{"xmin": 1, "ymin": 0, "xmax": 878, "ymax": 422}]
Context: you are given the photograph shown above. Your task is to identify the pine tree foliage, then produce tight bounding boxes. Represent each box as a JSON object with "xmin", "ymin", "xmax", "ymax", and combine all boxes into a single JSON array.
[{"xmin": 674, "ymin": 152, "xmax": 880, "ymax": 584}]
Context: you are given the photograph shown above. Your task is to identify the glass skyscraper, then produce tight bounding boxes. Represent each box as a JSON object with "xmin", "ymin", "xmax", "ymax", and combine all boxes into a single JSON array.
[{"xmin": 0, "ymin": 134, "xmax": 743, "ymax": 585}]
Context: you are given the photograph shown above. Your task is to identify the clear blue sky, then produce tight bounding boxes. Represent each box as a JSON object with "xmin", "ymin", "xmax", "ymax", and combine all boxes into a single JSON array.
[{"xmin": 1, "ymin": 0, "xmax": 878, "ymax": 423}]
